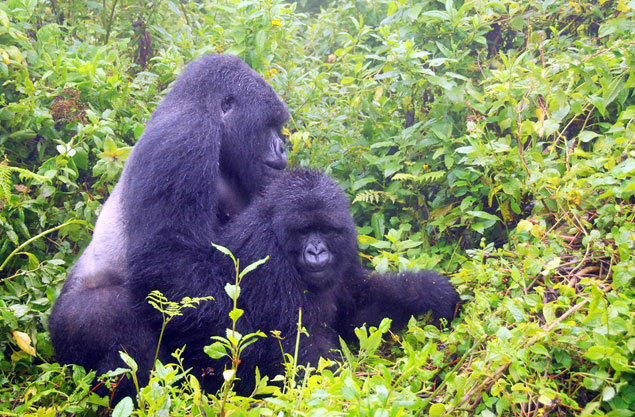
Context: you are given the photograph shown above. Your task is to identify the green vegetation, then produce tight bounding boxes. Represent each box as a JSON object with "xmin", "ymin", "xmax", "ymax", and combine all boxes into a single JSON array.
[{"xmin": 0, "ymin": 0, "xmax": 633, "ymax": 415}]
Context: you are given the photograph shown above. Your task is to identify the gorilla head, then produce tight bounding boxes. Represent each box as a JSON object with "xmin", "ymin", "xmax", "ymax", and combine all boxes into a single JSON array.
[
  {"xmin": 160, "ymin": 55, "xmax": 289, "ymax": 198},
  {"xmin": 124, "ymin": 54, "xmax": 290, "ymax": 232},
  {"xmin": 266, "ymin": 171, "xmax": 359, "ymax": 290}
]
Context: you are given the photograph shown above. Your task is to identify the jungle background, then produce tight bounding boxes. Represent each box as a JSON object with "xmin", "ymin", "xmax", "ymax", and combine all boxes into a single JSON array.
[{"xmin": 0, "ymin": 0, "xmax": 633, "ymax": 415}]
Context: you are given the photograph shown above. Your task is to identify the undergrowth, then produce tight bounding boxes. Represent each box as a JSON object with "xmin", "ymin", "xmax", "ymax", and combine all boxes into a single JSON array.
[{"xmin": 0, "ymin": 0, "xmax": 633, "ymax": 416}]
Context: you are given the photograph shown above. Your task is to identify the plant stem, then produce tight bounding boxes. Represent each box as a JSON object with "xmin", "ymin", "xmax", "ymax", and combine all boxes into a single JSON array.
[
  {"xmin": 219, "ymin": 258, "xmax": 241, "ymax": 417},
  {"xmin": 104, "ymin": 0, "xmax": 119, "ymax": 45},
  {"xmin": 0, "ymin": 220, "xmax": 86, "ymax": 271},
  {"xmin": 153, "ymin": 314, "xmax": 169, "ymax": 371}
]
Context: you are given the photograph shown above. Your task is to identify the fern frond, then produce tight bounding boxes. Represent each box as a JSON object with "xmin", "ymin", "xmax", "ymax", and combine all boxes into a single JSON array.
[
  {"xmin": 392, "ymin": 171, "xmax": 445, "ymax": 183},
  {"xmin": 420, "ymin": 171, "xmax": 445, "ymax": 183},
  {"xmin": 353, "ymin": 190, "xmax": 384, "ymax": 205},
  {"xmin": 0, "ymin": 164, "xmax": 11, "ymax": 200},
  {"xmin": 392, "ymin": 173, "xmax": 418, "ymax": 182},
  {"xmin": 352, "ymin": 190, "xmax": 398, "ymax": 204},
  {"xmin": 0, "ymin": 160, "xmax": 48, "ymax": 202}
]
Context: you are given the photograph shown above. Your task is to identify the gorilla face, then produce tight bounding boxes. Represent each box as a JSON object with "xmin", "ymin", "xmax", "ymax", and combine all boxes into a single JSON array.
[
  {"xmin": 214, "ymin": 60, "xmax": 290, "ymax": 197},
  {"xmin": 300, "ymin": 233, "xmax": 332, "ymax": 273},
  {"xmin": 152, "ymin": 54, "xmax": 290, "ymax": 209},
  {"xmin": 265, "ymin": 171, "xmax": 360, "ymax": 291},
  {"xmin": 297, "ymin": 231, "xmax": 335, "ymax": 285}
]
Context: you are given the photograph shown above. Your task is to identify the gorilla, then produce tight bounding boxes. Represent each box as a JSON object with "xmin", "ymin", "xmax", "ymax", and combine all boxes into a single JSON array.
[
  {"xmin": 148, "ymin": 169, "xmax": 461, "ymax": 394},
  {"xmin": 49, "ymin": 54, "xmax": 289, "ymax": 398}
]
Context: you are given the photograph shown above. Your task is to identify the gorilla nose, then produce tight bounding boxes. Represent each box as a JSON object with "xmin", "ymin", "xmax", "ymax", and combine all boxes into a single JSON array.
[
  {"xmin": 304, "ymin": 244, "xmax": 329, "ymax": 269},
  {"xmin": 264, "ymin": 135, "xmax": 288, "ymax": 170}
]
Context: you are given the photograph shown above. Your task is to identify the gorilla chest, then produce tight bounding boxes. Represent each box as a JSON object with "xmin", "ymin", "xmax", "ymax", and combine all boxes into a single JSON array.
[{"xmin": 244, "ymin": 285, "xmax": 339, "ymax": 334}]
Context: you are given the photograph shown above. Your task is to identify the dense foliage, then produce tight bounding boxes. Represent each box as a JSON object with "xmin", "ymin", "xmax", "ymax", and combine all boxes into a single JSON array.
[{"xmin": 0, "ymin": 0, "xmax": 633, "ymax": 415}]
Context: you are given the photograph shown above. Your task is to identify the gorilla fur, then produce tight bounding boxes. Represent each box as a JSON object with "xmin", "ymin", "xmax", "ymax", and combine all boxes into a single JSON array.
[
  {"xmin": 49, "ymin": 54, "xmax": 289, "ymax": 399},
  {"xmin": 156, "ymin": 169, "xmax": 461, "ymax": 394}
]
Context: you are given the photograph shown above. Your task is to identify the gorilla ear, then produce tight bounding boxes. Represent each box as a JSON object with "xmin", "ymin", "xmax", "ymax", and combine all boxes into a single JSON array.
[{"xmin": 221, "ymin": 95, "xmax": 234, "ymax": 115}]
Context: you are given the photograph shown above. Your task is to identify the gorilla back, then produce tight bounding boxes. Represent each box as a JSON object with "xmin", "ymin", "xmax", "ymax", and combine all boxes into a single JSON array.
[{"xmin": 49, "ymin": 54, "xmax": 290, "ymax": 400}]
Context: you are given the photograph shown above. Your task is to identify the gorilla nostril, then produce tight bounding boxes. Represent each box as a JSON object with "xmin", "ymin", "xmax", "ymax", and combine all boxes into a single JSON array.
[
  {"xmin": 275, "ymin": 139, "xmax": 284, "ymax": 153},
  {"xmin": 305, "ymin": 244, "xmax": 328, "ymax": 268},
  {"xmin": 306, "ymin": 245, "xmax": 323, "ymax": 257}
]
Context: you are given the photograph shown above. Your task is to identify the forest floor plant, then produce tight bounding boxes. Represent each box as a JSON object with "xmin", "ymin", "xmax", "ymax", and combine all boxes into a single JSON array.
[{"xmin": 0, "ymin": 0, "xmax": 633, "ymax": 415}]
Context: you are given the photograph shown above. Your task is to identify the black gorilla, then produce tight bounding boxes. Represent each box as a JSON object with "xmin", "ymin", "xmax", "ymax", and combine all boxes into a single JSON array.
[
  {"xmin": 153, "ymin": 169, "xmax": 460, "ymax": 394},
  {"xmin": 49, "ymin": 55, "xmax": 289, "ymax": 397}
]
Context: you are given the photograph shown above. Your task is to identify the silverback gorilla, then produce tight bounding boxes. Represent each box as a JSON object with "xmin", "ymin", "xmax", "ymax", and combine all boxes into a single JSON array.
[
  {"xmin": 49, "ymin": 55, "xmax": 290, "ymax": 399},
  {"xmin": 138, "ymin": 169, "xmax": 461, "ymax": 394}
]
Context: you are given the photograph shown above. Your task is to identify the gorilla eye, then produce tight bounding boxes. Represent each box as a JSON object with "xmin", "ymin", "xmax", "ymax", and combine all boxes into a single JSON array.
[{"xmin": 221, "ymin": 95, "xmax": 234, "ymax": 114}]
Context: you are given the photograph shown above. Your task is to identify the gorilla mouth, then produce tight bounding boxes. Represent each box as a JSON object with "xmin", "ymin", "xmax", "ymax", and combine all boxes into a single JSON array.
[
  {"xmin": 264, "ymin": 160, "xmax": 286, "ymax": 171},
  {"xmin": 301, "ymin": 256, "xmax": 333, "ymax": 286},
  {"xmin": 263, "ymin": 131, "xmax": 288, "ymax": 170},
  {"xmin": 303, "ymin": 264, "xmax": 329, "ymax": 274}
]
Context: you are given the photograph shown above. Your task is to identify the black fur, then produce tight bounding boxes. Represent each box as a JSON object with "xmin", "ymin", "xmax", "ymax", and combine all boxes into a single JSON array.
[
  {"xmin": 49, "ymin": 54, "xmax": 289, "ymax": 400},
  {"xmin": 145, "ymin": 169, "xmax": 461, "ymax": 394}
]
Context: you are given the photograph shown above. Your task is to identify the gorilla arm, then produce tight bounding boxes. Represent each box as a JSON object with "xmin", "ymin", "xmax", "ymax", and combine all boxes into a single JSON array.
[{"xmin": 338, "ymin": 269, "xmax": 461, "ymax": 338}]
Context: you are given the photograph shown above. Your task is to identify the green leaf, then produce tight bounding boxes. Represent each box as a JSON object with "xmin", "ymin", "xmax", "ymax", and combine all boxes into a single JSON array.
[
  {"xmin": 112, "ymin": 397, "xmax": 134, "ymax": 417},
  {"xmin": 204, "ymin": 342, "xmax": 227, "ymax": 359},
  {"xmin": 358, "ymin": 234, "xmax": 379, "ymax": 245},
  {"xmin": 503, "ymin": 298, "xmax": 526, "ymax": 323},
  {"xmin": 466, "ymin": 211, "xmax": 501, "ymax": 222},
  {"xmin": 119, "ymin": 351, "xmax": 138, "ymax": 372},
  {"xmin": 371, "ymin": 212, "xmax": 385, "ymax": 239},
  {"xmin": 226, "ymin": 329, "xmax": 243, "ymax": 343},
  {"xmin": 585, "ymin": 346, "xmax": 610, "ymax": 361},
  {"xmin": 530, "ymin": 343, "xmax": 549, "ymax": 356},
  {"xmin": 224, "ymin": 283, "xmax": 240, "ymax": 301},
  {"xmin": 229, "ymin": 308, "xmax": 244, "ymax": 322},
  {"xmin": 212, "ymin": 242, "xmax": 236, "ymax": 263},
  {"xmin": 255, "ymin": 30, "xmax": 266, "ymax": 52},
  {"xmin": 609, "ymin": 353, "xmax": 630, "ymax": 371},
  {"xmin": 510, "ymin": 16, "xmax": 524, "ymax": 31},
  {"xmin": 578, "ymin": 131, "xmax": 599, "ymax": 143},
  {"xmin": 341, "ymin": 76, "xmax": 355, "ymax": 85},
  {"xmin": 9, "ymin": 129, "xmax": 36, "ymax": 140},
  {"xmin": 602, "ymin": 386, "xmax": 616, "ymax": 402},
  {"xmin": 429, "ymin": 403, "xmax": 446, "ymax": 417},
  {"xmin": 239, "ymin": 255, "xmax": 269, "ymax": 279},
  {"xmin": 0, "ymin": 10, "xmax": 9, "ymax": 28}
]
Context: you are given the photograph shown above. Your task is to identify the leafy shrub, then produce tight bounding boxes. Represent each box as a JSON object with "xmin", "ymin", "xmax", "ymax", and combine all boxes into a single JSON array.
[{"xmin": 0, "ymin": 0, "xmax": 633, "ymax": 415}]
